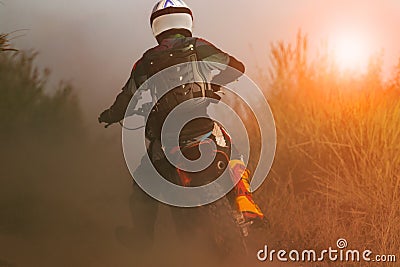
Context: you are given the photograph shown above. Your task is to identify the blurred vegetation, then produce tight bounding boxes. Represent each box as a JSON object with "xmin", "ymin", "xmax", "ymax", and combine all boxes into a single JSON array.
[
  {"xmin": 0, "ymin": 34, "xmax": 133, "ymax": 267},
  {"xmin": 255, "ymin": 30, "xmax": 400, "ymax": 266},
  {"xmin": 0, "ymin": 51, "xmax": 83, "ymax": 143},
  {"xmin": 0, "ymin": 33, "xmax": 18, "ymax": 52},
  {"xmin": 0, "ymin": 35, "xmax": 87, "ymax": 236}
]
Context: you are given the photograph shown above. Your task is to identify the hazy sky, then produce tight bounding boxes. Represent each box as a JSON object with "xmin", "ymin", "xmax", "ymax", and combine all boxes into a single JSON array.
[{"xmin": 1, "ymin": 0, "xmax": 400, "ymax": 116}]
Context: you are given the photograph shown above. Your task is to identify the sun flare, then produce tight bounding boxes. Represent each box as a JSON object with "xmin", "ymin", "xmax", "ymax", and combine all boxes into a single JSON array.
[{"xmin": 332, "ymin": 32, "xmax": 371, "ymax": 71}]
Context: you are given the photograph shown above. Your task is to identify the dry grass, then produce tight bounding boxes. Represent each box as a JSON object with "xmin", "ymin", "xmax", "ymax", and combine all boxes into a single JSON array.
[
  {"xmin": 253, "ymin": 31, "xmax": 400, "ymax": 266},
  {"xmin": 0, "ymin": 33, "xmax": 18, "ymax": 52}
]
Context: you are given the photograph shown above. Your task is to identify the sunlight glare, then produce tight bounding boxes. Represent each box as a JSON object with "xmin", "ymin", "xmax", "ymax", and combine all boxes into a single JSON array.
[{"xmin": 332, "ymin": 32, "xmax": 371, "ymax": 71}]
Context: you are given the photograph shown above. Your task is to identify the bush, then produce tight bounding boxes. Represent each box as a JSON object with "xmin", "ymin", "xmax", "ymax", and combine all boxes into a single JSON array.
[
  {"xmin": 0, "ymin": 33, "xmax": 18, "ymax": 52},
  {"xmin": 0, "ymin": 44, "xmax": 85, "ymax": 237},
  {"xmin": 0, "ymin": 50, "xmax": 83, "ymax": 143},
  {"xmin": 257, "ymin": 31, "xmax": 400, "ymax": 266}
]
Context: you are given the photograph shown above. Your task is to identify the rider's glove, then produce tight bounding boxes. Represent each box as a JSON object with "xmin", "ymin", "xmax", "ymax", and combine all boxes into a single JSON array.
[{"xmin": 98, "ymin": 109, "xmax": 120, "ymax": 125}]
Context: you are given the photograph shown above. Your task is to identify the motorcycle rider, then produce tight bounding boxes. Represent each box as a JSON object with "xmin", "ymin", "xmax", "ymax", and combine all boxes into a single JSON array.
[{"xmin": 99, "ymin": 0, "xmax": 265, "ymax": 249}]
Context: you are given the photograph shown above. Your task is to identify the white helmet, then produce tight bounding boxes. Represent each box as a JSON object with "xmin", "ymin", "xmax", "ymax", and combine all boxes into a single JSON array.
[{"xmin": 150, "ymin": 0, "xmax": 193, "ymax": 39}]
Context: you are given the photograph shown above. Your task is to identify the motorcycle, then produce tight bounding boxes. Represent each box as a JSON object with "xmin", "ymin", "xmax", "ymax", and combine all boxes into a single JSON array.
[{"xmin": 112, "ymin": 94, "xmax": 253, "ymax": 258}]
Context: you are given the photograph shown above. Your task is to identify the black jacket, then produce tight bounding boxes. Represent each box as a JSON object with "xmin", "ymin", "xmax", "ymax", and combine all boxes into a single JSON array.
[{"xmin": 106, "ymin": 36, "xmax": 245, "ymax": 140}]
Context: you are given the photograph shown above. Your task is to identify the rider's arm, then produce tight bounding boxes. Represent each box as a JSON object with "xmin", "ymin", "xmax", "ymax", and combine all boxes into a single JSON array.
[
  {"xmin": 195, "ymin": 38, "xmax": 245, "ymax": 86},
  {"xmin": 211, "ymin": 55, "xmax": 245, "ymax": 86},
  {"xmin": 100, "ymin": 59, "xmax": 147, "ymax": 124},
  {"xmin": 107, "ymin": 77, "xmax": 135, "ymax": 123}
]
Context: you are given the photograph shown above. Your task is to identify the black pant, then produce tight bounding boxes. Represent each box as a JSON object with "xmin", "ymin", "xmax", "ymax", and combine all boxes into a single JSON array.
[{"xmin": 127, "ymin": 125, "xmax": 242, "ymax": 249}]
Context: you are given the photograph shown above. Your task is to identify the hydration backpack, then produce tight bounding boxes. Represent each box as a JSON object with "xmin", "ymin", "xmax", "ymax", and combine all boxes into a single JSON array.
[{"xmin": 143, "ymin": 37, "xmax": 220, "ymax": 140}]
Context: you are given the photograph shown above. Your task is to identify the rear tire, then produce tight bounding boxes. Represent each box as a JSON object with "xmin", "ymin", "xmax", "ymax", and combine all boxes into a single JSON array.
[
  {"xmin": 170, "ymin": 195, "xmax": 247, "ymax": 263},
  {"xmin": 202, "ymin": 196, "xmax": 248, "ymax": 257}
]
